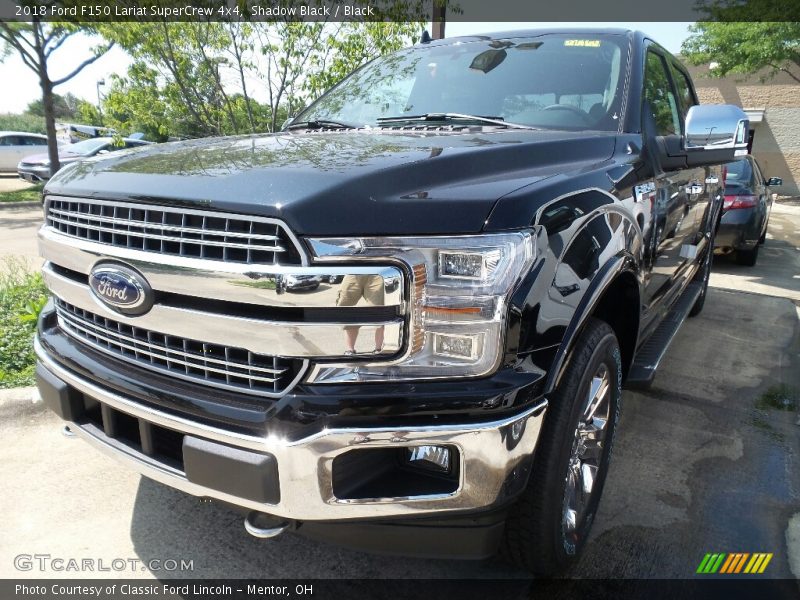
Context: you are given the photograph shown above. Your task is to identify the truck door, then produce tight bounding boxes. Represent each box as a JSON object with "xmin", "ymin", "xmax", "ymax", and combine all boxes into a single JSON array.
[{"xmin": 641, "ymin": 49, "xmax": 697, "ymax": 314}]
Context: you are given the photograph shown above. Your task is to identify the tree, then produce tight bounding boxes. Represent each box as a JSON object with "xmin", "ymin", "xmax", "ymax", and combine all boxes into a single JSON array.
[
  {"xmin": 99, "ymin": 22, "xmax": 260, "ymax": 138},
  {"xmin": 0, "ymin": 22, "xmax": 114, "ymax": 172},
  {"xmin": 682, "ymin": 21, "xmax": 800, "ymax": 84},
  {"xmin": 26, "ymin": 92, "xmax": 84, "ymax": 120}
]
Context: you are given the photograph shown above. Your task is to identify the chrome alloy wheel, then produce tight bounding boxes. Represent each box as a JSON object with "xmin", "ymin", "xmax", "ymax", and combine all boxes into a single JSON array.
[{"xmin": 562, "ymin": 364, "xmax": 611, "ymax": 536}]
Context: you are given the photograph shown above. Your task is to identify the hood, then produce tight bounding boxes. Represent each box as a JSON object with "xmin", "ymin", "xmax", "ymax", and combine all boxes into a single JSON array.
[
  {"xmin": 21, "ymin": 151, "xmax": 84, "ymax": 165},
  {"xmin": 45, "ymin": 129, "xmax": 616, "ymax": 236},
  {"xmin": 20, "ymin": 152, "xmax": 49, "ymax": 165}
]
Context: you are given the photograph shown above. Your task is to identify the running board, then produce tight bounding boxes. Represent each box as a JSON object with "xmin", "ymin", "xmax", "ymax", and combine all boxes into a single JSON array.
[{"xmin": 626, "ymin": 281, "xmax": 703, "ymax": 389}]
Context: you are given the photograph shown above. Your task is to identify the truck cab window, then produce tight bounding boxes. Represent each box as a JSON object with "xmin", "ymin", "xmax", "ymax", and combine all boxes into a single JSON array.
[
  {"xmin": 643, "ymin": 51, "xmax": 680, "ymax": 136},
  {"xmin": 671, "ymin": 66, "xmax": 696, "ymax": 123}
]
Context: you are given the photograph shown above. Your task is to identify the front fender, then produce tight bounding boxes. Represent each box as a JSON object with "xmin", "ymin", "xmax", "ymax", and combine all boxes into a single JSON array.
[{"xmin": 505, "ymin": 190, "xmax": 643, "ymax": 393}]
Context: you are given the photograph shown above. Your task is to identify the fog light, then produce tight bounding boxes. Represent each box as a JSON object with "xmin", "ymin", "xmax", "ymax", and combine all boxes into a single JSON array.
[
  {"xmin": 406, "ymin": 445, "xmax": 451, "ymax": 472},
  {"xmin": 433, "ymin": 332, "xmax": 479, "ymax": 360}
]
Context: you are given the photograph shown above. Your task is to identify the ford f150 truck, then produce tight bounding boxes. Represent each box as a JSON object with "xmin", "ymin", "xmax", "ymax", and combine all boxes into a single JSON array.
[{"xmin": 35, "ymin": 29, "xmax": 749, "ymax": 574}]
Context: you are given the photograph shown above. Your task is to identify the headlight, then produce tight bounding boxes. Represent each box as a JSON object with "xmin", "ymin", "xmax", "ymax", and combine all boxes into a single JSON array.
[{"xmin": 306, "ymin": 231, "xmax": 537, "ymax": 383}]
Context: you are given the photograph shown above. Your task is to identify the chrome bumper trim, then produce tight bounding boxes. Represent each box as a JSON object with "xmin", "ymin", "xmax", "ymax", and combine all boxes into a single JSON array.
[
  {"xmin": 39, "ymin": 227, "xmax": 405, "ymax": 309},
  {"xmin": 36, "ymin": 338, "xmax": 547, "ymax": 520},
  {"xmin": 42, "ymin": 262, "xmax": 403, "ymax": 358}
]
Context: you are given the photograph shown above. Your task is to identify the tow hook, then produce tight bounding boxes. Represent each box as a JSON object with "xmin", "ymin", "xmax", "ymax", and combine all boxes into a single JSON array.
[{"xmin": 244, "ymin": 511, "xmax": 292, "ymax": 539}]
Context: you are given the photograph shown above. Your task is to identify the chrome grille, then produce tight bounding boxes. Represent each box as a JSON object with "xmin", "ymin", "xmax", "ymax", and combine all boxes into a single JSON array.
[
  {"xmin": 55, "ymin": 299, "xmax": 305, "ymax": 396},
  {"xmin": 46, "ymin": 198, "xmax": 303, "ymax": 265}
]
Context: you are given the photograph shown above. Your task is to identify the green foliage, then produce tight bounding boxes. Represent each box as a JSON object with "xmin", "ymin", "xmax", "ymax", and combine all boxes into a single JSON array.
[
  {"xmin": 77, "ymin": 100, "xmax": 103, "ymax": 127},
  {"xmin": 682, "ymin": 21, "xmax": 800, "ymax": 83},
  {"xmin": 26, "ymin": 92, "xmax": 86, "ymax": 120},
  {"xmin": 0, "ymin": 260, "xmax": 48, "ymax": 389},
  {"xmin": 0, "ymin": 113, "xmax": 46, "ymax": 134},
  {"xmin": 98, "ymin": 22, "xmax": 272, "ymax": 139}
]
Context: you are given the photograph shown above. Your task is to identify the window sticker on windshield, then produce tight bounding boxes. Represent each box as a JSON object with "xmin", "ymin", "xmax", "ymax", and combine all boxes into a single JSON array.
[{"xmin": 564, "ymin": 40, "xmax": 601, "ymax": 47}]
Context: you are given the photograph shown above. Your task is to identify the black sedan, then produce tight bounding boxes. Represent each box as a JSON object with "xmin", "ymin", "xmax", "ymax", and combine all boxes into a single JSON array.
[{"xmin": 714, "ymin": 156, "xmax": 782, "ymax": 266}]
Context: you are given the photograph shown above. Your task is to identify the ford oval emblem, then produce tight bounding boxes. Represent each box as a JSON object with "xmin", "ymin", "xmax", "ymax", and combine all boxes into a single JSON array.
[{"xmin": 89, "ymin": 263, "xmax": 153, "ymax": 316}]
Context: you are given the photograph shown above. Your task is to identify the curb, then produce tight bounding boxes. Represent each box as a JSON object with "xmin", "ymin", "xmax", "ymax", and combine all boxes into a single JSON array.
[{"xmin": 0, "ymin": 201, "xmax": 41, "ymax": 210}]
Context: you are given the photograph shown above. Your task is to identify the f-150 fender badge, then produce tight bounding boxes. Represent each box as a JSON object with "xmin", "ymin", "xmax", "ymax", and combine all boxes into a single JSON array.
[{"xmin": 89, "ymin": 263, "xmax": 154, "ymax": 316}]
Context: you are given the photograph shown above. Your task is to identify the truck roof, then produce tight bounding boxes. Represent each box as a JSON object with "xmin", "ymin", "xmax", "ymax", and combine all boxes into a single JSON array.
[{"xmin": 421, "ymin": 28, "xmax": 642, "ymax": 46}]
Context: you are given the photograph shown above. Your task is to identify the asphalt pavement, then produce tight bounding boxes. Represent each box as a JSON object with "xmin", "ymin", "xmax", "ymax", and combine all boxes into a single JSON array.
[{"xmin": 0, "ymin": 202, "xmax": 798, "ymax": 580}]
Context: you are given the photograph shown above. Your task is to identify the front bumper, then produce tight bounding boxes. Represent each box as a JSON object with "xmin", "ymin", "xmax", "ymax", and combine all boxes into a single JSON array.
[
  {"xmin": 17, "ymin": 164, "xmax": 51, "ymax": 182},
  {"xmin": 35, "ymin": 335, "xmax": 547, "ymax": 522}
]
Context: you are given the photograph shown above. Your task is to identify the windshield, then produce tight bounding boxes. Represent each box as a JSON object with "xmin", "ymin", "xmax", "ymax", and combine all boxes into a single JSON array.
[
  {"xmin": 296, "ymin": 34, "xmax": 628, "ymax": 131},
  {"xmin": 64, "ymin": 138, "xmax": 110, "ymax": 156}
]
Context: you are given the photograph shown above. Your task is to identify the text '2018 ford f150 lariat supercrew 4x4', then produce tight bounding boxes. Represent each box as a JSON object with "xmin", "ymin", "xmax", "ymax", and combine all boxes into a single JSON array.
[{"xmin": 35, "ymin": 29, "xmax": 749, "ymax": 574}]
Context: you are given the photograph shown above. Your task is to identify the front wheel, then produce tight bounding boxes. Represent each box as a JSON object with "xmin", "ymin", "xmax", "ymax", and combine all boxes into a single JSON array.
[{"xmin": 501, "ymin": 318, "xmax": 622, "ymax": 575}]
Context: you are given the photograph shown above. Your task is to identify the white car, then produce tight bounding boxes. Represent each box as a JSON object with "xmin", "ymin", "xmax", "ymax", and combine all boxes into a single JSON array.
[{"xmin": 0, "ymin": 131, "xmax": 48, "ymax": 171}]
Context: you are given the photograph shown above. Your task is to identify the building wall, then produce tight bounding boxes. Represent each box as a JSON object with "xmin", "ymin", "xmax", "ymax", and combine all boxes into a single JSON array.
[{"xmin": 687, "ymin": 65, "xmax": 800, "ymax": 196}]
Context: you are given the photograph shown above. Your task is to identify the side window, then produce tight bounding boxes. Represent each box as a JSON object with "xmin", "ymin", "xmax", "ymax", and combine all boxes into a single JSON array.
[
  {"xmin": 22, "ymin": 136, "xmax": 44, "ymax": 146},
  {"xmin": 0, "ymin": 136, "xmax": 11, "ymax": 146},
  {"xmin": 671, "ymin": 65, "xmax": 696, "ymax": 123},
  {"xmin": 643, "ymin": 51, "xmax": 680, "ymax": 136},
  {"xmin": 2, "ymin": 135, "xmax": 21, "ymax": 146}
]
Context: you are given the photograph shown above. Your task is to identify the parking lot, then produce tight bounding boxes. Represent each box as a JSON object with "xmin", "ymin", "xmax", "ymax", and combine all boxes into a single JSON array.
[{"xmin": 0, "ymin": 201, "xmax": 798, "ymax": 580}]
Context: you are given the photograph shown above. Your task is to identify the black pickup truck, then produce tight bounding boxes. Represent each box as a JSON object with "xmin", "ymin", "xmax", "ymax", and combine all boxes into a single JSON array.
[{"xmin": 35, "ymin": 29, "xmax": 749, "ymax": 574}]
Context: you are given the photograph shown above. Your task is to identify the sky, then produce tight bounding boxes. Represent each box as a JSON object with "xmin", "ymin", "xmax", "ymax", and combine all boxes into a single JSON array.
[{"xmin": 0, "ymin": 22, "xmax": 693, "ymax": 115}]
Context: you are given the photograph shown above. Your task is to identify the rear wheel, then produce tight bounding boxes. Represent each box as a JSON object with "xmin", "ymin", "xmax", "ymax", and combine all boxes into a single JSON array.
[
  {"xmin": 736, "ymin": 244, "xmax": 759, "ymax": 266},
  {"xmin": 501, "ymin": 318, "xmax": 622, "ymax": 575}
]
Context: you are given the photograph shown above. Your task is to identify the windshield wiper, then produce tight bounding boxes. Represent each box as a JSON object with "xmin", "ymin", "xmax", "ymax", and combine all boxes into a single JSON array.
[
  {"xmin": 285, "ymin": 119, "xmax": 358, "ymax": 131},
  {"xmin": 376, "ymin": 112, "xmax": 538, "ymax": 130}
]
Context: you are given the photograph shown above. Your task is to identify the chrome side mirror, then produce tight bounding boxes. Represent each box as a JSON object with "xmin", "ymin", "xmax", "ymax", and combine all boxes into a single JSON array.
[{"xmin": 685, "ymin": 104, "xmax": 750, "ymax": 156}]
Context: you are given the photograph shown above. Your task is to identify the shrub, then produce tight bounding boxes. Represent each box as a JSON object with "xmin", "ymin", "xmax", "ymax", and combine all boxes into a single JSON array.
[
  {"xmin": 0, "ymin": 260, "xmax": 48, "ymax": 388},
  {"xmin": 0, "ymin": 113, "xmax": 47, "ymax": 134}
]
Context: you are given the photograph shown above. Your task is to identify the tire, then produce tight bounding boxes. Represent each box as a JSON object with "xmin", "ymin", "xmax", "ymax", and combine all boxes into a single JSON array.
[
  {"xmin": 736, "ymin": 244, "xmax": 759, "ymax": 266},
  {"xmin": 758, "ymin": 229, "xmax": 767, "ymax": 245},
  {"xmin": 501, "ymin": 318, "xmax": 622, "ymax": 575}
]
